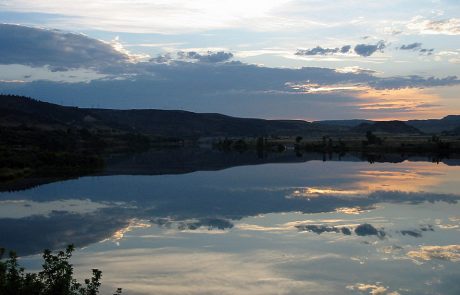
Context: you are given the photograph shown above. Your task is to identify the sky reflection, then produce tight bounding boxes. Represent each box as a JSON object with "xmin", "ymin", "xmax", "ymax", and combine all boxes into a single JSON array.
[{"xmin": 1, "ymin": 159, "xmax": 460, "ymax": 294}]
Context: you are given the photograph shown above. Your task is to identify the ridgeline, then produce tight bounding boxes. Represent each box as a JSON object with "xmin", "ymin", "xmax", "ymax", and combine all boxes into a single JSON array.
[{"xmin": 1, "ymin": 94, "xmax": 460, "ymax": 181}]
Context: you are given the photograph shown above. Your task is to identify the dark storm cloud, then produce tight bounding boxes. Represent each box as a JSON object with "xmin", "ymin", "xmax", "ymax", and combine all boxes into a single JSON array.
[
  {"xmin": 354, "ymin": 40, "xmax": 386, "ymax": 57},
  {"xmin": 0, "ymin": 24, "xmax": 129, "ymax": 70}
]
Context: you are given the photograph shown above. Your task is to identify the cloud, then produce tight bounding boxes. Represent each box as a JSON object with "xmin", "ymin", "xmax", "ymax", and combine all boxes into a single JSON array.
[
  {"xmin": 297, "ymin": 42, "xmax": 387, "ymax": 58},
  {"xmin": 1, "ymin": 24, "xmax": 460, "ymax": 119},
  {"xmin": 340, "ymin": 45, "xmax": 352, "ymax": 53},
  {"xmin": 399, "ymin": 43, "xmax": 434, "ymax": 55},
  {"xmin": 399, "ymin": 42, "xmax": 422, "ymax": 50},
  {"xmin": 400, "ymin": 230, "xmax": 422, "ymax": 238},
  {"xmin": 347, "ymin": 283, "xmax": 400, "ymax": 295},
  {"xmin": 354, "ymin": 223, "xmax": 385, "ymax": 238},
  {"xmin": 0, "ymin": 210, "xmax": 130, "ymax": 255},
  {"xmin": 177, "ymin": 51, "xmax": 234, "ymax": 63},
  {"xmin": 295, "ymin": 45, "xmax": 351, "ymax": 56},
  {"xmin": 407, "ymin": 245, "xmax": 460, "ymax": 262},
  {"xmin": 335, "ymin": 66, "xmax": 377, "ymax": 75},
  {"xmin": 354, "ymin": 41, "xmax": 386, "ymax": 57},
  {"xmin": 407, "ymin": 17, "xmax": 460, "ymax": 35},
  {"xmin": 419, "ymin": 48, "xmax": 435, "ymax": 55},
  {"xmin": 296, "ymin": 224, "xmax": 352, "ymax": 235},
  {"xmin": 369, "ymin": 75, "xmax": 459, "ymax": 89},
  {"xmin": 296, "ymin": 223, "xmax": 388, "ymax": 238},
  {"xmin": 0, "ymin": 0, "xmax": 298, "ymax": 34},
  {"xmin": 0, "ymin": 24, "xmax": 129, "ymax": 70},
  {"xmin": 398, "ymin": 224, "xmax": 434, "ymax": 238}
]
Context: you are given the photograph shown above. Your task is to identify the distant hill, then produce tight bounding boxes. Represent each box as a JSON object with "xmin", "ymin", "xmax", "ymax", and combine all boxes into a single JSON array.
[
  {"xmin": 2, "ymin": 94, "xmax": 459, "ymax": 137},
  {"xmin": 407, "ymin": 115, "xmax": 460, "ymax": 133},
  {"xmin": 442, "ymin": 125, "xmax": 460, "ymax": 136},
  {"xmin": 318, "ymin": 116, "xmax": 460, "ymax": 134},
  {"xmin": 351, "ymin": 121, "xmax": 422, "ymax": 134},
  {"xmin": 316, "ymin": 119, "xmax": 372, "ymax": 127},
  {"xmin": 0, "ymin": 95, "xmax": 333, "ymax": 138}
]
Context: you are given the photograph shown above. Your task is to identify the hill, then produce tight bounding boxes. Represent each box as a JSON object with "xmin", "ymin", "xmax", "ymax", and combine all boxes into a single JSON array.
[
  {"xmin": 317, "ymin": 116, "xmax": 460, "ymax": 134},
  {"xmin": 316, "ymin": 119, "xmax": 372, "ymax": 128},
  {"xmin": 407, "ymin": 115, "xmax": 460, "ymax": 133},
  {"xmin": 0, "ymin": 94, "xmax": 332, "ymax": 138},
  {"xmin": 351, "ymin": 121, "xmax": 422, "ymax": 135}
]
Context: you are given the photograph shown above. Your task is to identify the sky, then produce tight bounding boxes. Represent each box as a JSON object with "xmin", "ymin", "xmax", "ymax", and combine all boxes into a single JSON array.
[{"xmin": 0, "ymin": 0, "xmax": 459, "ymax": 120}]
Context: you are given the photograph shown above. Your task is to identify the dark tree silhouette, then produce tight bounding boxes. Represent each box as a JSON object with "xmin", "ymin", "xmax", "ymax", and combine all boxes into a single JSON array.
[{"xmin": 0, "ymin": 245, "xmax": 121, "ymax": 295}]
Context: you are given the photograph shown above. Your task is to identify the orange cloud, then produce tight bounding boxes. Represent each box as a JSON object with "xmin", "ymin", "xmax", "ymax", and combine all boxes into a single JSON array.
[{"xmin": 355, "ymin": 87, "xmax": 445, "ymax": 120}]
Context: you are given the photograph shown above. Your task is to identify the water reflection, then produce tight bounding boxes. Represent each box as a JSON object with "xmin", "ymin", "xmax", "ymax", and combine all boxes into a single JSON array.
[{"xmin": 1, "ymin": 151, "xmax": 459, "ymax": 294}]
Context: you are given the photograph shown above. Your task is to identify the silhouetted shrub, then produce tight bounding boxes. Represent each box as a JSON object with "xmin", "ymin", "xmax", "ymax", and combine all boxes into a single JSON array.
[{"xmin": 0, "ymin": 245, "xmax": 121, "ymax": 295}]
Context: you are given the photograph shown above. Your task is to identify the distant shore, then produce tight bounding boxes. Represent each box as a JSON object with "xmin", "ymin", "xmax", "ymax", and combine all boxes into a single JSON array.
[{"xmin": 213, "ymin": 134, "xmax": 460, "ymax": 154}]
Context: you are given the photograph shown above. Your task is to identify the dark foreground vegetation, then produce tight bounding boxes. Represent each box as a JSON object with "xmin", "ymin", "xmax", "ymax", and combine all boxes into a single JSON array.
[{"xmin": 0, "ymin": 245, "xmax": 121, "ymax": 295}]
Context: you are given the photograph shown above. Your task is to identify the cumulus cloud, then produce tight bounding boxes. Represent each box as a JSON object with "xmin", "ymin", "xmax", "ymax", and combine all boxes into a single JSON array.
[
  {"xmin": 0, "ymin": 24, "xmax": 129, "ymax": 70},
  {"xmin": 354, "ymin": 41, "xmax": 386, "ymax": 57}
]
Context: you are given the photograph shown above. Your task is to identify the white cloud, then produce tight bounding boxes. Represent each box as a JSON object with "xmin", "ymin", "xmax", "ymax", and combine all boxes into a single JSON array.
[
  {"xmin": 407, "ymin": 17, "xmax": 460, "ymax": 35},
  {"xmin": 1, "ymin": 0, "xmax": 297, "ymax": 34}
]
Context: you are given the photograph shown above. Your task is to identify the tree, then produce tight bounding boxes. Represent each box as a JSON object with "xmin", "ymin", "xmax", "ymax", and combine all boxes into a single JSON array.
[
  {"xmin": 365, "ymin": 131, "xmax": 381, "ymax": 145},
  {"xmin": 0, "ymin": 245, "xmax": 120, "ymax": 295}
]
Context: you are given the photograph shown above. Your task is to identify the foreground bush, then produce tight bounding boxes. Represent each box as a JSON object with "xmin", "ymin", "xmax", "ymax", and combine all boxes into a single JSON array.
[{"xmin": 0, "ymin": 245, "xmax": 121, "ymax": 295}]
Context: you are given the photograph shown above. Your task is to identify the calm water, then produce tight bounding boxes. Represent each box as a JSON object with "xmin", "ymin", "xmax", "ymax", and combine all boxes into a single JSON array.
[{"xmin": 1, "ymin": 152, "xmax": 460, "ymax": 295}]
